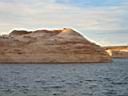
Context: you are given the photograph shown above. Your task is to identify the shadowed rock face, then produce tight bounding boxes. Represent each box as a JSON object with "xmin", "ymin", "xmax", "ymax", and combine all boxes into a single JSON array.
[
  {"xmin": 0, "ymin": 28, "xmax": 111, "ymax": 63},
  {"xmin": 9, "ymin": 30, "xmax": 32, "ymax": 36}
]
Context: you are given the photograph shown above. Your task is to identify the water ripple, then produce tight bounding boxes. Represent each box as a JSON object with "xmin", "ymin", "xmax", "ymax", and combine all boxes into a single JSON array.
[{"xmin": 0, "ymin": 59, "xmax": 128, "ymax": 96}]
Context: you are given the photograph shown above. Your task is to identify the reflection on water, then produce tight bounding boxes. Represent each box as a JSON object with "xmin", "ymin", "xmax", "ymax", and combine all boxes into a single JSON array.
[{"xmin": 0, "ymin": 59, "xmax": 128, "ymax": 96}]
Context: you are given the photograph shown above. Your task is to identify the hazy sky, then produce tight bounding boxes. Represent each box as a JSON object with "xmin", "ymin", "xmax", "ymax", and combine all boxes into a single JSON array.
[{"xmin": 0, "ymin": 0, "xmax": 128, "ymax": 46}]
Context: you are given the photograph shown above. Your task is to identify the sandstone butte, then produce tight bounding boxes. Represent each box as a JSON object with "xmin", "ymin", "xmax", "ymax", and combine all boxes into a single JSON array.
[{"xmin": 0, "ymin": 28, "xmax": 111, "ymax": 64}]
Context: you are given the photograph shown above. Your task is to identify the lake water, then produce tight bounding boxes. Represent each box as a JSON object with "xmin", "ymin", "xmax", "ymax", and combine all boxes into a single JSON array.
[{"xmin": 0, "ymin": 59, "xmax": 128, "ymax": 96}]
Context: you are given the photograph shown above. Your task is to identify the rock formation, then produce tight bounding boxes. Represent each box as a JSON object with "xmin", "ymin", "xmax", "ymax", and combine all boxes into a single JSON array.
[
  {"xmin": 0, "ymin": 28, "xmax": 111, "ymax": 64},
  {"xmin": 104, "ymin": 46, "xmax": 128, "ymax": 58}
]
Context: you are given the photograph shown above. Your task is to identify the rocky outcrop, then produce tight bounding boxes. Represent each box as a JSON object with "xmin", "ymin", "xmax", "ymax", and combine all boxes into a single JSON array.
[
  {"xmin": 0, "ymin": 28, "xmax": 111, "ymax": 64},
  {"xmin": 104, "ymin": 46, "xmax": 128, "ymax": 58}
]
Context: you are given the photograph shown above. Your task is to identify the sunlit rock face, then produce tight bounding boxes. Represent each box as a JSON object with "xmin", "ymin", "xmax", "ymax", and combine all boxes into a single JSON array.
[
  {"xmin": 0, "ymin": 28, "xmax": 111, "ymax": 64},
  {"xmin": 105, "ymin": 46, "xmax": 128, "ymax": 58}
]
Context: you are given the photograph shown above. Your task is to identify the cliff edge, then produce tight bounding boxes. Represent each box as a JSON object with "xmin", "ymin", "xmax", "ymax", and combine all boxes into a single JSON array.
[{"xmin": 0, "ymin": 28, "xmax": 111, "ymax": 63}]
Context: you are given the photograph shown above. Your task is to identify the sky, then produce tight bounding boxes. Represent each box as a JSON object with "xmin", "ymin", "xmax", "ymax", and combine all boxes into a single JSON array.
[{"xmin": 0, "ymin": 0, "xmax": 128, "ymax": 46}]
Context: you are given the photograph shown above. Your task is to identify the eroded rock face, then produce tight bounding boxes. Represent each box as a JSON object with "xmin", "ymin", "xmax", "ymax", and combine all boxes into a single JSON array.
[{"xmin": 0, "ymin": 28, "xmax": 111, "ymax": 63}]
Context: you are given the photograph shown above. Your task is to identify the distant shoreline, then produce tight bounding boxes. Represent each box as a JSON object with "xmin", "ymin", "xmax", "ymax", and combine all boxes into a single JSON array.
[
  {"xmin": 0, "ymin": 61, "xmax": 111, "ymax": 64},
  {"xmin": 103, "ymin": 46, "xmax": 128, "ymax": 58}
]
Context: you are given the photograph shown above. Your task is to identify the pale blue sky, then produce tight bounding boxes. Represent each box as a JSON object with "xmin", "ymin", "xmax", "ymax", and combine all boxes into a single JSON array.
[
  {"xmin": 56, "ymin": 0, "xmax": 123, "ymax": 6},
  {"xmin": 0, "ymin": 0, "xmax": 128, "ymax": 46}
]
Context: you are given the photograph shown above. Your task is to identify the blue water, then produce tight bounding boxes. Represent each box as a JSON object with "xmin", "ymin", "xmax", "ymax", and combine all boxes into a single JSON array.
[{"xmin": 0, "ymin": 59, "xmax": 128, "ymax": 96}]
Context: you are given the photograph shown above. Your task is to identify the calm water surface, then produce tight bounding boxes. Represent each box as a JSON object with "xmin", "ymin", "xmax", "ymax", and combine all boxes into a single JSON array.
[{"xmin": 0, "ymin": 59, "xmax": 128, "ymax": 96}]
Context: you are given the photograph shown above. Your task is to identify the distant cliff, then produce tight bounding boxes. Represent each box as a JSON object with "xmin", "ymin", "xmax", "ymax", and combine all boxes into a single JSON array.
[
  {"xmin": 104, "ymin": 46, "xmax": 128, "ymax": 58},
  {"xmin": 0, "ymin": 28, "xmax": 111, "ymax": 64}
]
